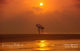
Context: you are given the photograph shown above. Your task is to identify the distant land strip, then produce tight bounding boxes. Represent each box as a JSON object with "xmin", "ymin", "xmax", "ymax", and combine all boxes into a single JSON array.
[{"xmin": 0, "ymin": 34, "xmax": 80, "ymax": 42}]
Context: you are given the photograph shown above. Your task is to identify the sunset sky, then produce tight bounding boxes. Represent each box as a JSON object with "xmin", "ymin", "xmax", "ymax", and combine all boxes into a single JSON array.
[{"xmin": 0, "ymin": 0, "xmax": 80, "ymax": 34}]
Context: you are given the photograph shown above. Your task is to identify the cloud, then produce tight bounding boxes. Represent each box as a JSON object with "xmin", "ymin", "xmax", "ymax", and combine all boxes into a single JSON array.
[
  {"xmin": 0, "ymin": 0, "xmax": 5, "ymax": 4},
  {"xmin": 32, "ymin": 7, "xmax": 43, "ymax": 11},
  {"xmin": 74, "ymin": 0, "xmax": 80, "ymax": 8},
  {"xmin": 75, "ymin": 3, "xmax": 80, "ymax": 8}
]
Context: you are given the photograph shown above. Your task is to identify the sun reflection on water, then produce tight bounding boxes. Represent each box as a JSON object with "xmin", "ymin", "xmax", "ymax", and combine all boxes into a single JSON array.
[
  {"xmin": 34, "ymin": 40, "xmax": 51, "ymax": 50},
  {"xmin": 0, "ymin": 40, "xmax": 80, "ymax": 51},
  {"xmin": 39, "ymin": 40, "xmax": 47, "ymax": 47}
]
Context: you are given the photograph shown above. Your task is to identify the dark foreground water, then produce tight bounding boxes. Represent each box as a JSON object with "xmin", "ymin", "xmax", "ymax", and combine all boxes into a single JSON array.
[{"xmin": 0, "ymin": 40, "xmax": 80, "ymax": 51}]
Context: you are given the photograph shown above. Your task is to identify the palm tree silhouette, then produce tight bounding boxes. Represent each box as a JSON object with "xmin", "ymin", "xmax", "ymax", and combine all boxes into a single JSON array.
[{"xmin": 36, "ymin": 24, "xmax": 44, "ymax": 34}]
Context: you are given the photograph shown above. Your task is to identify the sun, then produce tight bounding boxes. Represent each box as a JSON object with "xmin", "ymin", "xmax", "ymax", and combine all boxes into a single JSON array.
[{"xmin": 40, "ymin": 2, "xmax": 43, "ymax": 6}]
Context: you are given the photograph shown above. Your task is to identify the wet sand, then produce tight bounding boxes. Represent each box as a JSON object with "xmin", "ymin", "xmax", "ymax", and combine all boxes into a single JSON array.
[
  {"xmin": 0, "ymin": 34, "xmax": 80, "ymax": 51},
  {"xmin": 0, "ymin": 40, "xmax": 80, "ymax": 51}
]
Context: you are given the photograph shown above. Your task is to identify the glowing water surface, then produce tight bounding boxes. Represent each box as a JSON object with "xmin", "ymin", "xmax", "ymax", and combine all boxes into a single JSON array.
[{"xmin": 0, "ymin": 40, "xmax": 80, "ymax": 51}]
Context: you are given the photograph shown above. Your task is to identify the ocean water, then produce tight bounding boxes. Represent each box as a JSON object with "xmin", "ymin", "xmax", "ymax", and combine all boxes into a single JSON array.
[{"xmin": 0, "ymin": 40, "xmax": 80, "ymax": 51}]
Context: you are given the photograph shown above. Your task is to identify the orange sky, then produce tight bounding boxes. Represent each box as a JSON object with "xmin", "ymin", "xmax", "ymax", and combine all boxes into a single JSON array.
[{"xmin": 0, "ymin": 0, "xmax": 80, "ymax": 34}]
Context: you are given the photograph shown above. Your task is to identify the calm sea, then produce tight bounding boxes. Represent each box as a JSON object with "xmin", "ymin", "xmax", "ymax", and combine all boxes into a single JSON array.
[{"xmin": 0, "ymin": 40, "xmax": 80, "ymax": 51}]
